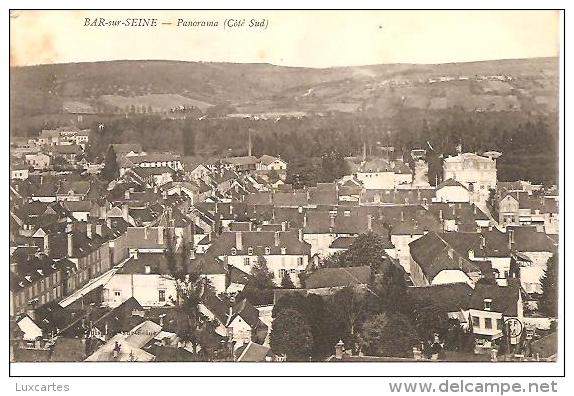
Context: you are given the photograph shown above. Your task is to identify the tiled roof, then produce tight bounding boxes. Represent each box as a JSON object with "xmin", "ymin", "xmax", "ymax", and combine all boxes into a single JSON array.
[
  {"xmin": 407, "ymin": 283, "xmax": 474, "ymax": 313},
  {"xmin": 468, "ymin": 279, "xmax": 521, "ymax": 316},
  {"xmin": 206, "ymin": 230, "xmax": 310, "ymax": 256},
  {"xmin": 305, "ymin": 266, "xmax": 371, "ymax": 289}
]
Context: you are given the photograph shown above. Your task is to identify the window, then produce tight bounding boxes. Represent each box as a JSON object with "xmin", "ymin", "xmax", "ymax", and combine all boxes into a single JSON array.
[
  {"xmin": 281, "ymin": 247, "xmax": 287, "ymax": 255},
  {"xmin": 244, "ymin": 257, "xmax": 251, "ymax": 266},
  {"xmin": 484, "ymin": 318, "xmax": 492, "ymax": 329},
  {"xmin": 484, "ymin": 298, "xmax": 492, "ymax": 311},
  {"xmin": 297, "ymin": 257, "xmax": 304, "ymax": 267},
  {"xmin": 114, "ymin": 290, "xmax": 121, "ymax": 297},
  {"xmin": 158, "ymin": 289, "xmax": 166, "ymax": 302},
  {"xmin": 472, "ymin": 316, "xmax": 480, "ymax": 327},
  {"xmin": 231, "ymin": 248, "xmax": 237, "ymax": 256},
  {"xmin": 265, "ymin": 247, "xmax": 271, "ymax": 255},
  {"xmin": 248, "ymin": 247, "xmax": 254, "ymax": 256}
]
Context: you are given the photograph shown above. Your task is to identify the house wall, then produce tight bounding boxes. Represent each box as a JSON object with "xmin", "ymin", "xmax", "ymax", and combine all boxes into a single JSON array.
[
  {"xmin": 409, "ymin": 256, "xmax": 430, "ymax": 287},
  {"xmin": 432, "ymin": 270, "xmax": 473, "ymax": 286},
  {"xmin": 223, "ymin": 254, "xmax": 308, "ymax": 287},
  {"xmin": 303, "ymin": 233, "xmax": 337, "ymax": 257},
  {"xmin": 10, "ymin": 271, "xmax": 63, "ymax": 316},
  {"xmin": 102, "ymin": 274, "xmax": 177, "ymax": 308},
  {"xmin": 228, "ymin": 316, "xmax": 253, "ymax": 349},
  {"xmin": 436, "ymin": 186, "xmax": 471, "ymax": 203},
  {"xmin": 202, "ymin": 274, "xmax": 227, "ymax": 295},
  {"xmin": 393, "ymin": 233, "xmax": 424, "ymax": 274},
  {"xmin": 356, "ymin": 171, "xmax": 395, "ymax": 190}
]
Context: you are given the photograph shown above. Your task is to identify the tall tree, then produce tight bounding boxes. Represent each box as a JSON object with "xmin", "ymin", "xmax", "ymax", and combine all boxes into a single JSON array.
[
  {"xmin": 539, "ymin": 254, "xmax": 558, "ymax": 317},
  {"xmin": 237, "ymin": 256, "xmax": 275, "ymax": 305},
  {"xmin": 358, "ymin": 312, "xmax": 418, "ymax": 358},
  {"xmin": 270, "ymin": 309, "xmax": 313, "ymax": 361},
  {"xmin": 101, "ymin": 146, "xmax": 119, "ymax": 181}
]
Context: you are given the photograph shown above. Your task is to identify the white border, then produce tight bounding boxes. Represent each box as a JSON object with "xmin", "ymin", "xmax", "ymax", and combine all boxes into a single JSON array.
[{"xmin": 2, "ymin": 1, "xmax": 569, "ymax": 384}]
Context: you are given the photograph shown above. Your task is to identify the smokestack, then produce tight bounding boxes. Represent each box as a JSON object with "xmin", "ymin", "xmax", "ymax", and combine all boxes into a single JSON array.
[
  {"xmin": 274, "ymin": 231, "xmax": 280, "ymax": 247},
  {"xmin": 236, "ymin": 232, "xmax": 243, "ymax": 251},
  {"xmin": 67, "ymin": 233, "xmax": 74, "ymax": 257},
  {"xmin": 248, "ymin": 129, "xmax": 252, "ymax": 157},
  {"xmin": 122, "ymin": 204, "xmax": 129, "ymax": 221},
  {"xmin": 508, "ymin": 230, "xmax": 514, "ymax": 251}
]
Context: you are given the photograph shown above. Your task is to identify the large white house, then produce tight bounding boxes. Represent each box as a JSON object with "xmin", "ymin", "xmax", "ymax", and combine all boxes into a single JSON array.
[
  {"xmin": 443, "ymin": 153, "xmax": 497, "ymax": 204},
  {"xmin": 204, "ymin": 230, "xmax": 311, "ymax": 286}
]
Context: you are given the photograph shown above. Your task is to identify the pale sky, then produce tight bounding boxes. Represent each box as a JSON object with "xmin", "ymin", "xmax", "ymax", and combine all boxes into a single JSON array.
[{"xmin": 10, "ymin": 10, "xmax": 560, "ymax": 68}]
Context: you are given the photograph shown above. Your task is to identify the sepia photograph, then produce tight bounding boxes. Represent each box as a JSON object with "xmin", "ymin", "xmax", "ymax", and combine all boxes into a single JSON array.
[{"xmin": 7, "ymin": 8, "xmax": 564, "ymax": 381}]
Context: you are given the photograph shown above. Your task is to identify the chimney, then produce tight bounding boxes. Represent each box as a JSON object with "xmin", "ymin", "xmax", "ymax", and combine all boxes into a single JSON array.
[
  {"xmin": 473, "ymin": 205, "xmax": 477, "ymax": 215},
  {"xmin": 281, "ymin": 221, "xmax": 287, "ymax": 231},
  {"xmin": 400, "ymin": 210, "xmax": 404, "ymax": 222},
  {"xmin": 235, "ymin": 232, "xmax": 243, "ymax": 251},
  {"xmin": 508, "ymin": 230, "xmax": 514, "ymax": 251},
  {"xmin": 87, "ymin": 223, "xmax": 92, "ymax": 239},
  {"xmin": 96, "ymin": 224, "xmax": 103, "ymax": 236},
  {"xmin": 335, "ymin": 339, "xmax": 345, "ymax": 360},
  {"xmin": 274, "ymin": 231, "xmax": 280, "ymax": 247},
  {"xmin": 106, "ymin": 217, "xmax": 112, "ymax": 229},
  {"xmin": 67, "ymin": 233, "xmax": 74, "ymax": 257},
  {"xmin": 43, "ymin": 234, "xmax": 50, "ymax": 253},
  {"xmin": 439, "ymin": 209, "xmax": 443, "ymax": 221},
  {"xmin": 298, "ymin": 228, "xmax": 304, "ymax": 242},
  {"xmin": 468, "ymin": 249, "xmax": 475, "ymax": 260},
  {"xmin": 122, "ymin": 204, "xmax": 129, "ymax": 221},
  {"xmin": 480, "ymin": 234, "xmax": 486, "ymax": 249},
  {"xmin": 124, "ymin": 189, "xmax": 130, "ymax": 200},
  {"xmin": 229, "ymin": 205, "xmax": 233, "ymax": 215},
  {"xmin": 367, "ymin": 215, "xmax": 372, "ymax": 232},
  {"xmin": 303, "ymin": 213, "xmax": 307, "ymax": 227}
]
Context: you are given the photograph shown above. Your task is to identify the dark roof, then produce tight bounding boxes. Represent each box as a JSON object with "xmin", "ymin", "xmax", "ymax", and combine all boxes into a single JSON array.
[
  {"xmin": 188, "ymin": 256, "xmax": 226, "ymax": 275},
  {"xmin": 407, "ymin": 283, "xmax": 474, "ymax": 313},
  {"xmin": 236, "ymin": 341, "xmax": 273, "ymax": 362},
  {"xmin": 206, "ymin": 230, "xmax": 310, "ymax": 256},
  {"xmin": 329, "ymin": 236, "xmax": 357, "ymax": 249},
  {"xmin": 305, "ymin": 266, "xmax": 371, "ymax": 289},
  {"xmin": 50, "ymin": 338, "xmax": 87, "ymax": 362},
  {"xmin": 230, "ymin": 299, "xmax": 266, "ymax": 330},
  {"xmin": 468, "ymin": 279, "xmax": 521, "ymax": 316},
  {"xmin": 409, "ymin": 232, "xmax": 483, "ymax": 281},
  {"xmin": 508, "ymin": 226, "xmax": 557, "ymax": 252},
  {"xmin": 116, "ymin": 253, "xmax": 171, "ymax": 275},
  {"xmin": 200, "ymin": 290, "xmax": 229, "ymax": 324},
  {"xmin": 437, "ymin": 178, "xmax": 468, "ymax": 190}
]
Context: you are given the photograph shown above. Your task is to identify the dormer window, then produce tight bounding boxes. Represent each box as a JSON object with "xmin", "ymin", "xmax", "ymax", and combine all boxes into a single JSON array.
[
  {"xmin": 281, "ymin": 247, "xmax": 287, "ymax": 255},
  {"xmin": 248, "ymin": 247, "xmax": 253, "ymax": 256},
  {"xmin": 484, "ymin": 298, "xmax": 492, "ymax": 311},
  {"xmin": 231, "ymin": 248, "xmax": 237, "ymax": 256},
  {"xmin": 265, "ymin": 247, "xmax": 271, "ymax": 255},
  {"xmin": 344, "ymin": 210, "xmax": 351, "ymax": 217}
]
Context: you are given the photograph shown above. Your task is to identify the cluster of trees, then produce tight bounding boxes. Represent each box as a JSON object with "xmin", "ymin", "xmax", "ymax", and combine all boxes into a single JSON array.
[
  {"xmin": 269, "ymin": 232, "xmax": 466, "ymax": 361},
  {"xmin": 26, "ymin": 106, "xmax": 556, "ymax": 187},
  {"xmin": 539, "ymin": 254, "xmax": 558, "ymax": 317}
]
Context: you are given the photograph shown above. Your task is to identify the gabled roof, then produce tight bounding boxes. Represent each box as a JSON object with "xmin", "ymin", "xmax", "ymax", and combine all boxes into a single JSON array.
[
  {"xmin": 305, "ymin": 266, "xmax": 371, "ymax": 289},
  {"xmin": 206, "ymin": 230, "xmax": 310, "ymax": 256},
  {"xmin": 407, "ymin": 283, "xmax": 474, "ymax": 313},
  {"xmin": 236, "ymin": 341, "xmax": 273, "ymax": 362},
  {"xmin": 229, "ymin": 299, "xmax": 266, "ymax": 330},
  {"xmin": 409, "ymin": 232, "xmax": 484, "ymax": 281},
  {"xmin": 259, "ymin": 155, "xmax": 285, "ymax": 166},
  {"xmin": 508, "ymin": 226, "xmax": 557, "ymax": 252},
  {"xmin": 329, "ymin": 236, "xmax": 357, "ymax": 249},
  {"xmin": 437, "ymin": 178, "xmax": 468, "ymax": 190},
  {"xmin": 468, "ymin": 279, "xmax": 521, "ymax": 316}
]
